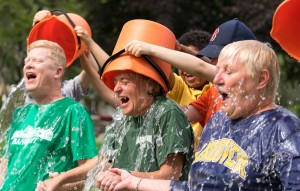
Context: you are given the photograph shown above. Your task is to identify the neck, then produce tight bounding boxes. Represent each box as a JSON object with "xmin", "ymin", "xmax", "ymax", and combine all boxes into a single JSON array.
[
  {"xmin": 246, "ymin": 101, "xmax": 276, "ymax": 119},
  {"xmin": 32, "ymin": 91, "xmax": 64, "ymax": 105}
]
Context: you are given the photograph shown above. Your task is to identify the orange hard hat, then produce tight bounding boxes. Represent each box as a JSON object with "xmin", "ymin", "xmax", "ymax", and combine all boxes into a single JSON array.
[
  {"xmin": 270, "ymin": 0, "xmax": 300, "ymax": 61},
  {"xmin": 27, "ymin": 10, "xmax": 92, "ymax": 67},
  {"xmin": 101, "ymin": 19, "xmax": 176, "ymax": 94}
]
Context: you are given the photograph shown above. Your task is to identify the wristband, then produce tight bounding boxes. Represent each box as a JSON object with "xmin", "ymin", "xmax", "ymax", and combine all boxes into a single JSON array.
[{"xmin": 136, "ymin": 178, "xmax": 143, "ymax": 191}]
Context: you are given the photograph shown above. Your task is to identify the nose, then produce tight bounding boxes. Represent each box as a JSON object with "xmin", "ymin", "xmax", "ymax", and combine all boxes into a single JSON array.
[
  {"xmin": 213, "ymin": 70, "xmax": 224, "ymax": 86},
  {"xmin": 113, "ymin": 81, "xmax": 122, "ymax": 93},
  {"xmin": 24, "ymin": 59, "xmax": 34, "ymax": 69}
]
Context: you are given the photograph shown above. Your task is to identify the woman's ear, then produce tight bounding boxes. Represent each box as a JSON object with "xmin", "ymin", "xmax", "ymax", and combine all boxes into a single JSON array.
[
  {"xmin": 146, "ymin": 83, "xmax": 154, "ymax": 95},
  {"xmin": 257, "ymin": 69, "xmax": 270, "ymax": 90}
]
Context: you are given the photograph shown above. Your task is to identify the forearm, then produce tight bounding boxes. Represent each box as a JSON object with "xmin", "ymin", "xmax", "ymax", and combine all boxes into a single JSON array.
[
  {"xmin": 84, "ymin": 61, "xmax": 117, "ymax": 107},
  {"xmin": 0, "ymin": 157, "xmax": 8, "ymax": 184},
  {"xmin": 130, "ymin": 170, "xmax": 174, "ymax": 180},
  {"xmin": 60, "ymin": 180, "xmax": 85, "ymax": 191},
  {"xmin": 148, "ymin": 44, "xmax": 216, "ymax": 81},
  {"xmin": 89, "ymin": 40, "xmax": 109, "ymax": 67},
  {"xmin": 57, "ymin": 157, "xmax": 97, "ymax": 186},
  {"xmin": 131, "ymin": 153, "xmax": 184, "ymax": 180},
  {"xmin": 129, "ymin": 177, "xmax": 171, "ymax": 191},
  {"xmin": 185, "ymin": 105, "xmax": 204, "ymax": 123},
  {"xmin": 177, "ymin": 43, "xmax": 198, "ymax": 55},
  {"xmin": 78, "ymin": 71, "xmax": 90, "ymax": 93}
]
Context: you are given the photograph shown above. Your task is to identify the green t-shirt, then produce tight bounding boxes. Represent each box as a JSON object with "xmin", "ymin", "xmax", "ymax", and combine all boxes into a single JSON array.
[
  {"xmin": 1, "ymin": 97, "xmax": 97, "ymax": 191},
  {"xmin": 101, "ymin": 96, "xmax": 194, "ymax": 180}
]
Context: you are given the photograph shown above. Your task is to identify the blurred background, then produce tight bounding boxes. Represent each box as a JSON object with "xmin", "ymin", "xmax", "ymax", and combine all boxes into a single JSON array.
[{"xmin": 0, "ymin": 0, "xmax": 299, "ymax": 129}]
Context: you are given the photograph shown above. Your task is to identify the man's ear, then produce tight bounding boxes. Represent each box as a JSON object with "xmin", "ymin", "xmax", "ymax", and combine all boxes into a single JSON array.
[
  {"xmin": 257, "ymin": 69, "xmax": 270, "ymax": 90},
  {"xmin": 55, "ymin": 67, "xmax": 65, "ymax": 79}
]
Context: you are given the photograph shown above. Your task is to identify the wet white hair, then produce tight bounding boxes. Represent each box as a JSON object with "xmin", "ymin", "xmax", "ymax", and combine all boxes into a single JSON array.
[{"xmin": 218, "ymin": 40, "xmax": 280, "ymax": 101}]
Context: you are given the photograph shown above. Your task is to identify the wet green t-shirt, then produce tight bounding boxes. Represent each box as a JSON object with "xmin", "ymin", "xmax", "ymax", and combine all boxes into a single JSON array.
[
  {"xmin": 1, "ymin": 97, "xmax": 97, "ymax": 191},
  {"xmin": 101, "ymin": 97, "xmax": 194, "ymax": 180}
]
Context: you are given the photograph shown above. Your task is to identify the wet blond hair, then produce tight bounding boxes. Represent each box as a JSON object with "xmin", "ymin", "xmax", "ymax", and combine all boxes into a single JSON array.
[
  {"xmin": 27, "ymin": 40, "xmax": 66, "ymax": 69},
  {"xmin": 218, "ymin": 40, "xmax": 280, "ymax": 101}
]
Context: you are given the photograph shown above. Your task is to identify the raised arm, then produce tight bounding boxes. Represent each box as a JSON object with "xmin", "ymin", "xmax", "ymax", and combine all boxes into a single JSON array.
[
  {"xmin": 32, "ymin": 10, "xmax": 51, "ymax": 26},
  {"xmin": 79, "ymin": 51, "xmax": 119, "ymax": 108},
  {"xmin": 75, "ymin": 26, "xmax": 109, "ymax": 68},
  {"xmin": 125, "ymin": 40, "xmax": 216, "ymax": 82}
]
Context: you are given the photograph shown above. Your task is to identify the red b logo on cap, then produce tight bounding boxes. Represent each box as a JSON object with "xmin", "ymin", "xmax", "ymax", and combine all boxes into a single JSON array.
[{"xmin": 210, "ymin": 28, "xmax": 219, "ymax": 41}]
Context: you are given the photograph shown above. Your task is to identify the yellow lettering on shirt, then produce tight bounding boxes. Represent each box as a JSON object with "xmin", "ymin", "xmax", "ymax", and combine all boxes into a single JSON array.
[{"xmin": 194, "ymin": 138, "xmax": 248, "ymax": 179}]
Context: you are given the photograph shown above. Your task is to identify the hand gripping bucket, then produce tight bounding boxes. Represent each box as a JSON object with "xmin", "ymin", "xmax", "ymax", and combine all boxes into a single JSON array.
[
  {"xmin": 27, "ymin": 10, "xmax": 92, "ymax": 67},
  {"xmin": 100, "ymin": 19, "xmax": 176, "ymax": 94},
  {"xmin": 270, "ymin": 0, "xmax": 300, "ymax": 61}
]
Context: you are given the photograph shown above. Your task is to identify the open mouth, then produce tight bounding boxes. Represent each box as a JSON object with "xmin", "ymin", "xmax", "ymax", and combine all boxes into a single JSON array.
[
  {"xmin": 185, "ymin": 74, "xmax": 193, "ymax": 78},
  {"xmin": 120, "ymin": 96, "xmax": 129, "ymax": 105},
  {"xmin": 26, "ymin": 72, "xmax": 37, "ymax": 81},
  {"xmin": 219, "ymin": 91, "xmax": 229, "ymax": 101}
]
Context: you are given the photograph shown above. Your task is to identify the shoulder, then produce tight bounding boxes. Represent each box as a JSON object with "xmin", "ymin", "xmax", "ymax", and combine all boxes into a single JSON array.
[
  {"xmin": 56, "ymin": 97, "xmax": 89, "ymax": 113},
  {"xmin": 271, "ymin": 106, "xmax": 300, "ymax": 137},
  {"xmin": 62, "ymin": 75, "xmax": 80, "ymax": 86},
  {"xmin": 152, "ymin": 97, "xmax": 190, "ymax": 123},
  {"xmin": 154, "ymin": 97, "xmax": 182, "ymax": 111}
]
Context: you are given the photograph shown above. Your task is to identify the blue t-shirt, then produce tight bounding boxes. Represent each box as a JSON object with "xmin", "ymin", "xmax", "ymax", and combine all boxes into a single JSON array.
[{"xmin": 170, "ymin": 106, "xmax": 300, "ymax": 191}]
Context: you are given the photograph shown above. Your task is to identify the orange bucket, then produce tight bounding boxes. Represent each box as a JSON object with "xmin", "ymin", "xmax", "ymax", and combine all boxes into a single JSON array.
[
  {"xmin": 101, "ymin": 19, "xmax": 176, "ymax": 94},
  {"xmin": 27, "ymin": 10, "xmax": 92, "ymax": 67},
  {"xmin": 270, "ymin": 0, "xmax": 300, "ymax": 61}
]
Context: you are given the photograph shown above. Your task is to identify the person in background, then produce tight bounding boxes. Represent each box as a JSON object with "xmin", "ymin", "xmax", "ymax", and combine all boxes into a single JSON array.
[
  {"xmin": 185, "ymin": 19, "xmax": 256, "ymax": 128},
  {"xmin": 0, "ymin": 40, "xmax": 98, "ymax": 191},
  {"xmin": 167, "ymin": 29, "xmax": 211, "ymax": 152},
  {"xmin": 125, "ymin": 19, "xmax": 256, "ymax": 145},
  {"xmin": 100, "ymin": 40, "xmax": 300, "ymax": 191}
]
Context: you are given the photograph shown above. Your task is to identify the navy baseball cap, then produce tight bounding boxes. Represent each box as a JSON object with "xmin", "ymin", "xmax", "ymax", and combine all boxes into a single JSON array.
[{"xmin": 197, "ymin": 18, "xmax": 256, "ymax": 59}]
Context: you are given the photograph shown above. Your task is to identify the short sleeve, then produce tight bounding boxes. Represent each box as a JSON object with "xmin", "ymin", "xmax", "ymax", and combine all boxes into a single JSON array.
[
  {"xmin": 62, "ymin": 75, "xmax": 90, "ymax": 101},
  {"xmin": 274, "ymin": 116, "xmax": 300, "ymax": 190},
  {"xmin": 69, "ymin": 104, "xmax": 98, "ymax": 161},
  {"xmin": 155, "ymin": 105, "xmax": 194, "ymax": 180}
]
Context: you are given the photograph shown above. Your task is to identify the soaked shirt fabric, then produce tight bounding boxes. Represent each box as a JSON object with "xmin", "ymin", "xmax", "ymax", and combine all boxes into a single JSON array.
[
  {"xmin": 1, "ymin": 97, "xmax": 97, "ymax": 191},
  {"xmin": 167, "ymin": 73, "xmax": 212, "ymax": 153},
  {"xmin": 102, "ymin": 96, "xmax": 194, "ymax": 180},
  {"xmin": 170, "ymin": 106, "xmax": 300, "ymax": 191}
]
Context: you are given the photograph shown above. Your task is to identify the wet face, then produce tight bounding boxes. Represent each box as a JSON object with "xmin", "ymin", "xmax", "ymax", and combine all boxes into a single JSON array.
[
  {"xmin": 113, "ymin": 71, "xmax": 154, "ymax": 117},
  {"xmin": 23, "ymin": 47, "xmax": 60, "ymax": 98},
  {"xmin": 213, "ymin": 58, "xmax": 259, "ymax": 119}
]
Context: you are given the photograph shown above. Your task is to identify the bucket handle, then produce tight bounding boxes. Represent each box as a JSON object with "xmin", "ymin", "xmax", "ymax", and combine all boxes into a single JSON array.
[
  {"xmin": 50, "ymin": 10, "xmax": 82, "ymax": 50},
  {"xmin": 99, "ymin": 49, "xmax": 170, "ymax": 91}
]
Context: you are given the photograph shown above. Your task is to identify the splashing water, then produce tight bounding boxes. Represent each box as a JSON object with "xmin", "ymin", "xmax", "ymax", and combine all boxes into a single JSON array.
[
  {"xmin": 83, "ymin": 108, "xmax": 125, "ymax": 191},
  {"xmin": 0, "ymin": 78, "xmax": 26, "ymax": 188},
  {"xmin": 83, "ymin": 98, "xmax": 189, "ymax": 190},
  {"xmin": 0, "ymin": 78, "xmax": 26, "ymax": 154}
]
